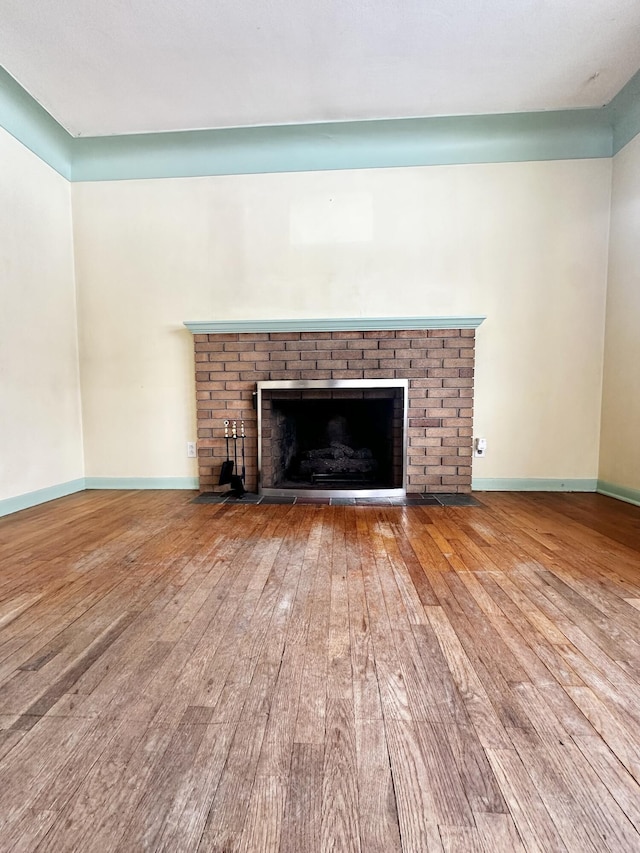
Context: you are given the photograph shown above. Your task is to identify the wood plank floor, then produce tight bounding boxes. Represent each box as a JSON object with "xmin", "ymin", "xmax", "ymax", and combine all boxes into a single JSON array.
[{"xmin": 0, "ymin": 490, "xmax": 640, "ymax": 852}]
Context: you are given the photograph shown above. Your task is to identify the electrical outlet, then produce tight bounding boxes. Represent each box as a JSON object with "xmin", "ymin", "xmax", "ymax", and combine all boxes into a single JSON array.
[
  {"xmin": 474, "ymin": 438, "xmax": 487, "ymax": 458},
  {"xmin": 187, "ymin": 441, "xmax": 197, "ymax": 458}
]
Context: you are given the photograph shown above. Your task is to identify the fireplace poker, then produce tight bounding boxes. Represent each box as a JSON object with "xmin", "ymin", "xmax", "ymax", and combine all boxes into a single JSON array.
[
  {"xmin": 241, "ymin": 420, "xmax": 246, "ymax": 483},
  {"xmin": 232, "ymin": 420, "xmax": 238, "ymax": 475}
]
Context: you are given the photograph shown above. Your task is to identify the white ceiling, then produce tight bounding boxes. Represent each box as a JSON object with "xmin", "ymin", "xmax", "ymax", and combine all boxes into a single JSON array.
[{"xmin": 2, "ymin": 0, "xmax": 640, "ymax": 138}]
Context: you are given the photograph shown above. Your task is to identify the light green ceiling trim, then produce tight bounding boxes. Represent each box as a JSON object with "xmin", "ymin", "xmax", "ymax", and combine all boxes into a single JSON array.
[
  {"xmin": 604, "ymin": 68, "xmax": 640, "ymax": 154},
  {"xmin": 0, "ymin": 66, "xmax": 73, "ymax": 179},
  {"xmin": 184, "ymin": 317, "xmax": 486, "ymax": 334},
  {"xmin": 2, "ymin": 64, "xmax": 640, "ymax": 181},
  {"xmin": 71, "ymin": 110, "xmax": 613, "ymax": 181}
]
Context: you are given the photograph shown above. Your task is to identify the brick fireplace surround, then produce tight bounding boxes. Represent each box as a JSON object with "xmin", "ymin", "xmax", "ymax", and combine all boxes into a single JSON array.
[{"xmin": 191, "ymin": 327, "xmax": 476, "ymax": 494}]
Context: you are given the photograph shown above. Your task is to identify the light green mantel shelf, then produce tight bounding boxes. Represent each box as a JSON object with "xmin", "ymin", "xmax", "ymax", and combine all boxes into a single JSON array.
[{"xmin": 184, "ymin": 316, "xmax": 486, "ymax": 335}]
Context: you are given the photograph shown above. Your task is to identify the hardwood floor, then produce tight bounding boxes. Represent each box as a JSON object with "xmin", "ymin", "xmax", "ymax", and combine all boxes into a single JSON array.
[{"xmin": 0, "ymin": 490, "xmax": 640, "ymax": 852}]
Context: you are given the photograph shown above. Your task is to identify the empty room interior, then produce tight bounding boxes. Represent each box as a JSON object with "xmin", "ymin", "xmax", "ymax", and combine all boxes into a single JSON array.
[{"xmin": 2, "ymin": 1, "xmax": 640, "ymax": 851}]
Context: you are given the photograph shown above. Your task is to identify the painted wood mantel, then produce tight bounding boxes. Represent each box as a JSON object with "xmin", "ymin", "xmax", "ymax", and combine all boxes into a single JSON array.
[{"xmin": 183, "ymin": 316, "xmax": 486, "ymax": 335}]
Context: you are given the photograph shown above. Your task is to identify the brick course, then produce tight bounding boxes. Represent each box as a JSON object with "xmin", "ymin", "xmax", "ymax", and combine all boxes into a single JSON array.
[{"xmin": 192, "ymin": 329, "xmax": 475, "ymax": 493}]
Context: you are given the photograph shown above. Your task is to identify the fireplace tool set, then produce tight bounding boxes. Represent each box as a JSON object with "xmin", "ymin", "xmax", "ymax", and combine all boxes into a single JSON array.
[{"xmin": 219, "ymin": 419, "xmax": 246, "ymax": 497}]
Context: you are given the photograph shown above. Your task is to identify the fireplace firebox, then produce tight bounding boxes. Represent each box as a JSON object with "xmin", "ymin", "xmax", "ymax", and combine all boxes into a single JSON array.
[{"xmin": 258, "ymin": 379, "xmax": 408, "ymax": 498}]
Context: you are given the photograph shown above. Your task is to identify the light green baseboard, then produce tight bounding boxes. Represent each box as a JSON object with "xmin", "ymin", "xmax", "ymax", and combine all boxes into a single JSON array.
[
  {"xmin": 0, "ymin": 478, "xmax": 86, "ymax": 519},
  {"xmin": 84, "ymin": 477, "xmax": 199, "ymax": 490},
  {"xmin": 0, "ymin": 477, "xmax": 200, "ymax": 520},
  {"xmin": 472, "ymin": 478, "xmax": 598, "ymax": 492},
  {"xmin": 472, "ymin": 478, "xmax": 640, "ymax": 508},
  {"xmin": 5, "ymin": 477, "xmax": 635, "ymax": 520},
  {"xmin": 596, "ymin": 480, "xmax": 640, "ymax": 507}
]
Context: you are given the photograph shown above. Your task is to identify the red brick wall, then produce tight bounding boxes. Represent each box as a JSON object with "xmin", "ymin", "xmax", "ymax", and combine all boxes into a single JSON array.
[{"xmin": 193, "ymin": 328, "xmax": 475, "ymax": 493}]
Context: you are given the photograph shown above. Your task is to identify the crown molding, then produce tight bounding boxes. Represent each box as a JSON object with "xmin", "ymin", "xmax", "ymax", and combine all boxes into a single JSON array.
[
  {"xmin": 604, "ymin": 69, "xmax": 640, "ymax": 154},
  {"xmin": 70, "ymin": 110, "xmax": 612, "ymax": 181},
  {"xmin": 0, "ymin": 66, "xmax": 73, "ymax": 178},
  {"xmin": 2, "ymin": 64, "xmax": 639, "ymax": 180}
]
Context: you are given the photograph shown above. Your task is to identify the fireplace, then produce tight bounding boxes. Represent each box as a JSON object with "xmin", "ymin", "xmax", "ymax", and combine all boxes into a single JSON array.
[
  {"xmin": 186, "ymin": 321, "xmax": 481, "ymax": 494},
  {"xmin": 258, "ymin": 379, "xmax": 407, "ymax": 498}
]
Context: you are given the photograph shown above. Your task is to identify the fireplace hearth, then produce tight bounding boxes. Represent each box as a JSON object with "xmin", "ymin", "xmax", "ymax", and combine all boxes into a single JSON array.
[{"xmin": 258, "ymin": 380, "xmax": 407, "ymax": 497}]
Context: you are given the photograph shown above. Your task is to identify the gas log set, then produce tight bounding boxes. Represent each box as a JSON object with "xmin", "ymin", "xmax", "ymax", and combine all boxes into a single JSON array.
[
  {"xmin": 298, "ymin": 442, "xmax": 377, "ymax": 486},
  {"xmin": 283, "ymin": 412, "xmax": 379, "ymax": 487}
]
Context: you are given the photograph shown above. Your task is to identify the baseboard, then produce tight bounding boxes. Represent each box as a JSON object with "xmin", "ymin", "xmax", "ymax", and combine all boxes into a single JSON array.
[
  {"xmin": 596, "ymin": 480, "xmax": 640, "ymax": 507},
  {"xmin": 472, "ymin": 478, "xmax": 598, "ymax": 492},
  {"xmin": 2, "ymin": 476, "xmax": 633, "ymax": 516},
  {"xmin": 0, "ymin": 476, "xmax": 200, "ymax": 520},
  {"xmin": 84, "ymin": 477, "xmax": 199, "ymax": 490},
  {"xmin": 0, "ymin": 478, "xmax": 86, "ymax": 519}
]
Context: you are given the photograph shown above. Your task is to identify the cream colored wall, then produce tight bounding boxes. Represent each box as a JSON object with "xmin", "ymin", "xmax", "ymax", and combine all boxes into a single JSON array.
[
  {"xmin": 0, "ymin": 127, "xmax": 84, "ymax": 501},
  {"xmin": 599, "ymin": 133, "xmax": 640, "ymax": 491},
  {"xmin": 72, "ymin": 158, "xmax": 611, "ymax": 482}
]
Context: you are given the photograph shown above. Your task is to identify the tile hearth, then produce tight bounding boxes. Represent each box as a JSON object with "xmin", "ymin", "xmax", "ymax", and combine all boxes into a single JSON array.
[{"xmin": 191, "ymin": 492, "xmax": 483, "ymax": 507}]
